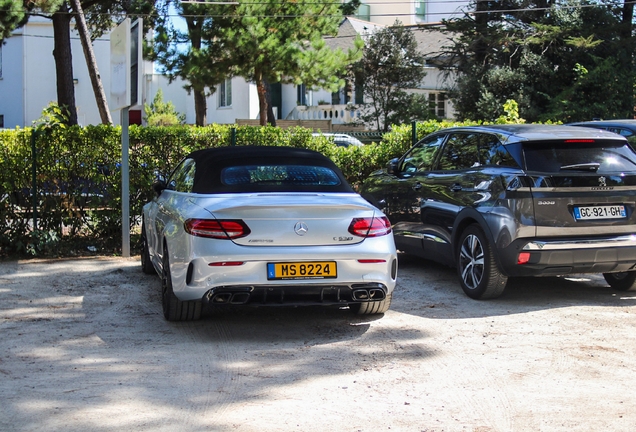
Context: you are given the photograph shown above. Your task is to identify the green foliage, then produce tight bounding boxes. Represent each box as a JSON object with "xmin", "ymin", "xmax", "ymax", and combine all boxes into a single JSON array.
[
  {"xmin": 148, "ymin": 0, "xmax": 222, "ymax": 125},
  {"xmin": 444, "ymin": 1, "xmax": 635, "ymax": 122},
  {"xmin": 494, "ymin": 100, "xmax": 525, "ymax": 124},
  {"xmin": 144, "ymin": 89, "xmax": 186, "ymax": 126},
  {"xmin": 206, "ymin": 0, "xmax": 362, "ymax": 124},
  {"xmin": 0, "ymin": 0, "xmax": 67, "ymax": 41},
  {"xmin": 0, "ymin": 118, "xmax": 493, "ymax": 257},
  {"xmin": 24, "ymin": 229, "xmax": 60, "ymax": 256},
  {"xmin": 33, "ymin": 102, "xmax": 70, "ymax": 130},
  {"xmin": 150, "ymin": 0, "xmax": 362, "ymax": 126},
  {"xmin": 0, "ymin": 0, "xmax": 25, "ymax": 40},
  {"xmin": 354, "ymin": 21, "xmax": 428, "ymax": 132},
  {"xmin": 543, "ymin": 56, "xmax": 632, "ymax": 121}
]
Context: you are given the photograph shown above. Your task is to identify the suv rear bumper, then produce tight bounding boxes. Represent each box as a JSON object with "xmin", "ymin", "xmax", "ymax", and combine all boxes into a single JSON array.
[{"xmin": 499, "ymin": 234, "xmax": 636, "ymax": 277}]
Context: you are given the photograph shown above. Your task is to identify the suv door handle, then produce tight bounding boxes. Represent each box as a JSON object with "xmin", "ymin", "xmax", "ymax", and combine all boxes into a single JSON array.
[
  {"xmin": 450, "ymin": 184, "xmax": 463, "ymax": 192},
  {"xmin": 412, "ymin": 182, "xmax": 422, "ymax": 191}
]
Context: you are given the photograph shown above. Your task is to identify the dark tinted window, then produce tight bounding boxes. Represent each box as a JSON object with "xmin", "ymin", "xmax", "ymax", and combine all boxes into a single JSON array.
[
  {"xmin": 222, "ymin": 165, "xmax": 341, "ymax": 186},
  {"xmin": 606, "ymin": 127, "xmax": 634, "ymax": 137},
  {"xmin": 438, "ymin": 133, "xmax": 480, "ymax": 170},
  {"xmin": 401, "ymin": 134, "xmax": 445, "ymax": 173},
  {"xmin": 523, "ymin": 140, "xmax": 636, "ymax": 173},
  {"xmin": 478, "ymin": 134, "xmax": 519, "ymax": 167}
]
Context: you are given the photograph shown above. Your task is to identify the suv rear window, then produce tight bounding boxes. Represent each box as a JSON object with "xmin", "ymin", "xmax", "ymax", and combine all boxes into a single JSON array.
[{"xmin": 522, "ymin": 140, "xmax": 636, "ymax": 173}]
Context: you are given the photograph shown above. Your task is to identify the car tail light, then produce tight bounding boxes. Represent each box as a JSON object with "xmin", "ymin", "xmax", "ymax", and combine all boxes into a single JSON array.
[
  {"xmin": 565, "ymin": 139, "xmax": 595, "ymax": 143},
  {"xmin": 348, "ymin": 217, "xmax": 392, "ymax": 237},
  {"xmin": 517, "ymin": 252, "xmax": 531, "ymax": 265},
  {"xmin": 358, "ymin": 259, "xmax": 387, "ymax": 263},
  {"xmin": 184, "ymin": 219, "xmax": 251, "ymax": 239},
  {"xmin": 209, "ymin": 261, "xmax": 245, "ymax": 266}
]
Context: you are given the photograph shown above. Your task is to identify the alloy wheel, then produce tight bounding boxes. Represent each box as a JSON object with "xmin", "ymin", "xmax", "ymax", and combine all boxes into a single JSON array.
[{"xmin": 459, "ymin": 233, "xmax": 485, "ymax": 290}]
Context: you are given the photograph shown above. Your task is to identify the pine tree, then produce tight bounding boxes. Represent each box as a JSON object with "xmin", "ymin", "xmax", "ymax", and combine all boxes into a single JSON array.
[{"xmin": 208, "ymin": 0, "xmax": 363, "ymax": 125}]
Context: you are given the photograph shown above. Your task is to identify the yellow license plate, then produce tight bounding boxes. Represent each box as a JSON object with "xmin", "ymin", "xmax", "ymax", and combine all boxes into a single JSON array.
[{"xmin": 267, "ymin": 261, "xmax": 337, "ymax": 280}]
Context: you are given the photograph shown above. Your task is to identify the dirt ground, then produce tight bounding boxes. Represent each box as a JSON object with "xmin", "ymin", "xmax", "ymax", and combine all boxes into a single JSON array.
[{"xmin": 1, "ymin": 254, "xmax": 636, "ymax": 432}]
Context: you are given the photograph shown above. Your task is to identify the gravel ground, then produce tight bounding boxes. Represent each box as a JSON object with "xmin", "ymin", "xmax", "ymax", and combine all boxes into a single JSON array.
[{"xmin": 1, "ymin": 254, "xmax": 636, "ymax": 432}]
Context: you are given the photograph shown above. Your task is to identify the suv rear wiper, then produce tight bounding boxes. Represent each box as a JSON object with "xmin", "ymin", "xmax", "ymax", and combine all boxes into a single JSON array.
[{"xmin": 560, "ymin": 162, "xmax": 601, "ymax": 172}]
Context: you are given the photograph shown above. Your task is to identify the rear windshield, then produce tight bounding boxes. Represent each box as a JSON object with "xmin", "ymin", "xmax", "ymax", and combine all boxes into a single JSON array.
[
  {"xmin": 522, "ymin": 140, "xmax": 636, "ymax": 173},
  {"xmin": 221, "ymin": 165, "xmax": 342, "ymax": 186}
]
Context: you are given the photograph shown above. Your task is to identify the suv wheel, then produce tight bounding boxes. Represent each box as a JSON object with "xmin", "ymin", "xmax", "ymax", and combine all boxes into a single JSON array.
[
  {"xmin": 457, "ymin": 224, "xmax": 508, "ymax": 299},
  {"xmin": 603, "ymin": 272, "xmax": 636, "ymax": 291}
]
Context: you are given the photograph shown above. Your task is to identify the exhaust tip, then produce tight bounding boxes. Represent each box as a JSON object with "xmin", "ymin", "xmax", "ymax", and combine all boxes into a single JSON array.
[
  {"xmin": 352, "ymin": 289, "xmax": 370, "ymax": 301},
  {"xmin": 352, "ymin": 288, "xmax": 387, "ymax": 301},
  {"xmin": 231, "ymin": 293, "xmax": 250, "ymax": 304},
  {"xmin": 212, "ymin": 293, "xmax": 232, "ymax": 304},
  {"xmin": 369, "ymin": 288, "xmax": 386, "ymax": 300}
]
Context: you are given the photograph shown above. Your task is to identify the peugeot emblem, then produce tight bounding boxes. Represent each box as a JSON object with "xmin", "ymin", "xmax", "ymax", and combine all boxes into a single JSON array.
[
  {"xmin": 294, "ymin": 221, "xmax": 308, "ymax": 236},
  {"xmin": 599, "ymin": 176, "xmax": 607, "ymax": 187}
]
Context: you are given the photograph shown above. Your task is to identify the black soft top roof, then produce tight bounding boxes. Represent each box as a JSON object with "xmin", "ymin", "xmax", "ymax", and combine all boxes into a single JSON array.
[{"xmin": 187, "ymin": 146, "xmax": 354, "ymax": 194}]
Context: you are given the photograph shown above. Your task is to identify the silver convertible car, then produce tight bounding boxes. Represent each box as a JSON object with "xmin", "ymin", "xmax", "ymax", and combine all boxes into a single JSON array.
[{"xmin": 141, "ymin": 146, "xmax": 398, "ymax": 321}]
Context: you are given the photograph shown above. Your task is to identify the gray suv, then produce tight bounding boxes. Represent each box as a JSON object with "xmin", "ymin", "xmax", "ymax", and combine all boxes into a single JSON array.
[{"xmin": 360, "ymin": 124, "xmax": 636, "ymax": 299}]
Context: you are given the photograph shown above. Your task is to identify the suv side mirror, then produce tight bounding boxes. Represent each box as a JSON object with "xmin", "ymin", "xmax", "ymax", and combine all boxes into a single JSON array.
[{"xmin": 387, "ymin": 158, "xmax": 400, "ymax": 175}]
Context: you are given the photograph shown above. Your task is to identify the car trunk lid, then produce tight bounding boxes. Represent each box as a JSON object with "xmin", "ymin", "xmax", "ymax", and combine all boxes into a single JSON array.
[{"xmin": 201, "ymin": 193, "xmax": 379, "ymax": 246}]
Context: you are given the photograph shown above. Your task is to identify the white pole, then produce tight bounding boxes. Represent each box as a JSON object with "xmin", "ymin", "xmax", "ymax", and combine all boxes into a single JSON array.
[{"xmin": 121, "ymin": 108, "xmax": 130, "ymax": 257}]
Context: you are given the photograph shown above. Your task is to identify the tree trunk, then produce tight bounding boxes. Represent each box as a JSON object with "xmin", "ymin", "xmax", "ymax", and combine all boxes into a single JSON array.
[
  {"xmin": 69, "ymin": 0, "xmax": 112, "ymax": 125},
  {"xmin": 266, "ymin": 81, "xmax": 276, "ymax": 126},
  {"xmin": 186, "ymin": 17, "xmax": 207, "ymax": 126},
  {"xmin": 621, "ymin": 1, "xmax": 634, "ymax": 117},
  {"xmin": 473, "ymin": 0, "xmax": 489, "ymax": 66},
  {"xmin": 193, "ymin": 88, "xmax": 207, "ymax": 126},
  {"xmin": 52, "ymin": 9, "xmax": 78, "ymax": 125},
  {"xmin": 621, "ymin": 1, "xmax": 634, "ymax": 39},
  {"xmin": 255, "ymin": 70, "xmax": 268, "ymax": 126}
]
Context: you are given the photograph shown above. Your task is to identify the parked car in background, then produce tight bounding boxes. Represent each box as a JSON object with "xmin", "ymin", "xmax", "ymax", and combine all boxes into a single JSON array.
[
  {"xmin": 142, "ymin": 146, "xmax": 397, "ymax": 321},
  {"xmin": 360, "ymin": 124, "xmax": 636, "ymax": 299},
  {"xmin": 312, "ymin": 133, "xmax": 364, "ymax": 147},
  {"xmin": 568, "ymin": 120, "xmax": 636, "ymax": 147}
]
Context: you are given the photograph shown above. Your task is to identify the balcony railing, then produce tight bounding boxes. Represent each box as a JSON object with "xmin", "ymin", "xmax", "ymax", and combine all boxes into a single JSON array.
[{"xmin": 286, "ymin": 105, "xmax": 362, "ymax": 125}]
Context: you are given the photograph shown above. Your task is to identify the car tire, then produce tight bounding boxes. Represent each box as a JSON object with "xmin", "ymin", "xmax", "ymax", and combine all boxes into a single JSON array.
[
  {"xmin": 457, "ymin": 224, "xmax": 507, "ymax": 299},
  {"xmin": 603, "ymin": 272, "xmax": 636, "ymax": 291},
  {"xmin": 140, "ymin": 222, "xmax": 156, "ymax": 275},
  {"xmin": 350, "ymin": 292, "xmax": 392, "ymax": 315},
  {"xmin": 161, "ymin": 247, "xmax": 202, "ymax": 321}
]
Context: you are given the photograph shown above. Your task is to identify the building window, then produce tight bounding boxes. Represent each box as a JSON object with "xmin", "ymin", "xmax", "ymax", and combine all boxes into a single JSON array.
[
  {"xmin": 331, "ymin": 90, "xmax": 340, "ymax": 105},
  {"xmin": 219, "ymin": 78, "xmax": 232, "ymax": 107},
  {"xmin": 429, "ymin": 92, "xmax": 446, "ymax": 118},
  {"xmin": 354, "ymin": 74, "xmax": 364, "ymax": 104},
  {"xmin": 415, "ymin": 0, "xmax": 426, "ymax": 20},
  {"xmin": 0, "ymin": 115, "xmax": 4, "ymax": 128},
  {"xmin": 0, "ymin": 45, "xmax": 3, "ymax": 78},
  {"xmin": 297, "ymin": 84, "xmax": 308, "ymax": 105},
  {"xmin": 356, "ymin": 4, "xmax": 370, "ymax": 21}
]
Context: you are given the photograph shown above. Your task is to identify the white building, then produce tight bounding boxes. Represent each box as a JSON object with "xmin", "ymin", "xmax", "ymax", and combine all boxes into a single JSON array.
[
  {"xmin": 0, "ymin": 2, "xmax": 467, "ymax": 129},
  {"xmin": 356, "ymin": 0, "xmax": 468, "ymax": 25}
]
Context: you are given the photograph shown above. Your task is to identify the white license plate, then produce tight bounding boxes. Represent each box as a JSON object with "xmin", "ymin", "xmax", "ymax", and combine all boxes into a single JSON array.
[{"xmin": 573, "ymin": 205, "xmax": 626, "ymax": 220}]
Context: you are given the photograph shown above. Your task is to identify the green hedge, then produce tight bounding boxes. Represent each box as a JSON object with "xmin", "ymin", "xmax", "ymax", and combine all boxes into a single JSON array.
[{"xmin": 0, "ymin": 120, "xmax": 471, "ymax": 257}]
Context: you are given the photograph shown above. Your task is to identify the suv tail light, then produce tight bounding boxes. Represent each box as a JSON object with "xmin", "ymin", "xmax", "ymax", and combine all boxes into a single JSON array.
[
  {"xmin": 184, "ymin": 219, "xmax": 251, "ymax": 239},
  {"xmin": 348, "ymin": 217, "xmax": 392, "ymax": 237},
  {"xmin": 517, "ymin": 252, "xmax": 531, "ymax": 265}
]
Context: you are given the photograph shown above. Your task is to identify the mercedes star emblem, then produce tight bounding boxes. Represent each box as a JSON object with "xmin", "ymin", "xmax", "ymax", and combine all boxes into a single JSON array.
[{"xmin": 294, "ymin": 221, "xmax": 308, "ymax": 236}]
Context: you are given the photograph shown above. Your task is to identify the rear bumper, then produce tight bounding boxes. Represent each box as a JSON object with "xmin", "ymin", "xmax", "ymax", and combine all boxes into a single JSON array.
[
  {"xmin": 169, "ymin": 239, "xmax": 398, "ymax": 301},
  {"xmin": 500, "ymin": 234, "xmax": 636, "ymax": 276},
  {"xmin": 202, "ymin": 283, "xmax": 388, "ymax": 307}
]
